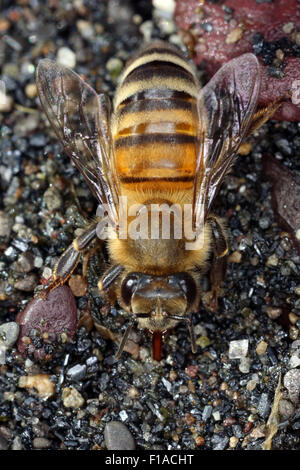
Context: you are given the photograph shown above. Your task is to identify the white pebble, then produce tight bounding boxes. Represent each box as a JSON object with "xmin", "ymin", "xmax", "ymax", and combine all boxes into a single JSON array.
[
  {"xmin": 57, "ymin": 47, "xmax": 76, "ymax": 68},
  {"xmin": 289, "ymin": 355, "xmax": 300, "ymax": 369},
  {"xmin": 153, "ymin": 0, "xmax": 175, "ymax": 15},
  {"xmin": 34, "ymin": 256, "xmax": 43, "ymax": 268},
  {"xmin": 239, "ymin": 357, "xmax": 251, "ymax": 374},
  {"xmin": 0, "ymin": 344, "xmax": 7, "ymax": 365},
  {"xmin": 0, "ymin": 89, "xmax": 13, "ymax": 112},
  {"xmin": 119, "ymin": 410, "xmax": 128, "ymax": 422},
  {"xmin": 139, "ymin": 21, "xmax": 153, "ymax": 42},
  {"xmin": 76, "ymin": 20, "xmax": 94, "ymax": 39},
  {"xmin": 229, "ymin": 339, "xmax": 249, "ymax": 359},
  {"xmin": 213, "ymin": 411, "xmax": 221, "ymax": 421}
]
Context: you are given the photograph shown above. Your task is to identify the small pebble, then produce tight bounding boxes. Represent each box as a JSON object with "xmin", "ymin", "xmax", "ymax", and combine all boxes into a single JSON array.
[
  {"xmin": 282, "ymin": 22, "xmax": 294, "ymax": 34},
  {"xmin": 278, "ymin": 399, "xmax": 295, "ymax": 419},
  {"xmin": 225, "ymin": 27, "xmax": 243, "ymax": 44},
  {"xmin": 239, "ymin": 357, "xmax": 251, "ymax": 374},
  {"xmin": 229, "ymin": 339, "xmax": 248, "ymax": 359},
  {"xmin": 196, "ymin": 335, "xmax": 211, "ymax": 348},
  {"xmin": 14, "ymin": 273, "xmax": 38, "ymax": 292},
  {"xmin": 185, "ymin": 365, "xmax": 198, "ymax": 378},
  {"xmin": 0, "ymin": 212, "xmax": 13, "ymax": 237},
  {"xmin": 119, "ymin": 410, "xmax": 128, "ymax": 422},
  {"xmin": 249, "ymin": 426, "xmax": 266, "ymax": 439},
  {"xmin": 0, "ymin": 90, "xmax": 13, "ymax": 112},
  {"xmin": 12, "ymin": 252, "xmax": 35, "ymax": 273},
  {"xmin": 43, "ymin": 186, "xmax": 63, "ymax": 212},
  {"xmin": 62, "ymin": 387, "xmax": 85, "ymax": 409},
  {"xmin": 0, "ymin": 436, "xmax": 9, "ymax": 451},
  {"xmin": 11, "ymin": 436, "xmax": 23, "ymax": 450},
  {"xmin": 290, "ymin": 313, "xmax": 299, "ymax": 325},
  {"xmin": 256, "ymin": 341, "xmax": 268, "ymax": 355},
  {"xmin": 246, "ymin": 379, "xmax": 258, "ymax": 391},
  {"xmin": 213, "ymin": 411, "xmax": 221, "ymax": 421},
  {"xmin": 128, "ymin": 386, "xmax": 140, "ymax": 398},
  {"xmin": 139, "ymin": 20, "xmax": 153, "ymax": 42},
  {"xmin": 66, "ymin": 364, "xmax": 87, "ymax": 382},
  {"xmin": 153, "ymin": 0, "xmax": 175, "ymax": 14},
  {"xmin": 229, "ymin": 436, "xmax": 239, "ymax": 448},
  {"xmin": 57, "ymin": 47, "xmax": 76, "ymax": 68},
  {"xmin": 106, "ymin": 57, "xmax": 123, "ymax": 80},
  {"xmin": 202, "ymin": 405, "xmax": 213, "ymax": 422},
  {"xmin": 228, "ymin": 251, "xmax": 242, "ymax": 263},
  {"xmin": 259, "ymin": 217, "xmax": 270, "ymax": 230},
  {"xmin": 18, "ymin": 374, "xmax": 55, "ymax": 399},
  {"xmin": 33, "ymin": 437, "xmax": 52, "ymax": 449},
  {"xmin": 25, "ymin": 83, "xmax": 37, "ymax": 99},
  {"xmin": 284, "ymin": 369, "xmax": 300, "ymax": 403},
  {"xmin": 257, "ymin": 393, "xmax": 270, "ymax": 418},
  {"xmin": 213, "ymin": 436, "xmax": 229, "ymax": 450},
  {"xmin": 275, "ymin": 138, "xmax": 292, "ymax": 156},
  {"xmin": 289, "ymin": 354, "xmax": 300, "ymax": 369},
  {"xmin": 76, "ymin": 20, "xmax": 94, "ymax": 39},
  {"xmin": 0, "ymin": 322, "xmax": 19, "ymax": 348},
  {"xmin": 104, "ymin": 421, "xmax": 136, "ymax": 450},
  {"xmin": 266, "ymin": 254, "xmax": 279, "ymax": 267},
  {"xmin": 266, "ymin": 306, "xmax": 282, "ymax": 320},
  {"xmin": 289, "ymin": 326, "xmax": 299, "ymax": 341},
  {"xmin": 0, "ymin": 345, "xmax": 6, "ymax": 365}
]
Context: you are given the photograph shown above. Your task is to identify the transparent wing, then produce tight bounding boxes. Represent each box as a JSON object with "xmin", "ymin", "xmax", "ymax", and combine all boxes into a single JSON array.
[
  {"xmin": 36, "ymin": 59, "xmax": 120, "ymax": 226},
  {"xmin": 193, "ymin": 53, "xmax": 261, "ymax": 232}
]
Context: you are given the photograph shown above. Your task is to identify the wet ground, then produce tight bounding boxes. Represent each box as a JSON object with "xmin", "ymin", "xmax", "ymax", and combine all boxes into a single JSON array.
[{"xmin": 0, "ymin": 0, "xmax": 300, "ymax": 451}]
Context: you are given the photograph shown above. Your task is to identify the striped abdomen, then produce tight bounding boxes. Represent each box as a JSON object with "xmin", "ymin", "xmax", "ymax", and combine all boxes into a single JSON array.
[{"xmin": 112, "ymin": 42, "xmax": 200, "ymax": 190}]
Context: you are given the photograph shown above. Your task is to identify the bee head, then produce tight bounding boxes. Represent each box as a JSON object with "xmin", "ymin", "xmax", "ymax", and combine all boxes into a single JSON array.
[{"xmin": 120, "ymin": 271, "xmax": 198, "ymax": 360}]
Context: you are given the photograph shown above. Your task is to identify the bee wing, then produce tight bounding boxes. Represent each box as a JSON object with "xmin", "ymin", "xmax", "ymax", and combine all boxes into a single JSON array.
[
  {"xmin": 193, "ymin": 54, "xmax": 260, "ymax": 231},
  {"xmin": 36, "ymin": 59, "xmax": 119, "ymax": 226}
]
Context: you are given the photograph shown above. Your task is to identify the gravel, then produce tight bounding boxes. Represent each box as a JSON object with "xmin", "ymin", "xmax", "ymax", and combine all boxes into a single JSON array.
[
  {"xmin": 0, "ymin": 322, "xmax": 19, "ymax": 348},
  {"xmin": 104, "ymin": 421, "xmax": 136, "ymax": 450},
  {"xmin": 0, "ymin": 0, "xmax": 299, "ymax": 452}
]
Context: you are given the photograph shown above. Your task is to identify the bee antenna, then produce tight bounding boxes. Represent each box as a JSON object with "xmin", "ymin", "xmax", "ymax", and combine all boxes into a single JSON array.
[
  {"xmin": 115, "ymin": 317, "xmax": 138, "ymax": 360},
  {"xmin": 167, "ymin": 313, "xmax": 196, "ymax": 354}
]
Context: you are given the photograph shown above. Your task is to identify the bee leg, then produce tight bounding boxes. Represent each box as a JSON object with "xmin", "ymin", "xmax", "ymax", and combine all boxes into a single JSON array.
[
  {"xmin": 99, "ymin": 264, "xmax": 124, "ymax": 291},
  {"xmin": 115, "ymin": 319, "xmax": 136, "ymax": 360},
  {"xmin": 97, "ymin": 264, "xmax": 124, "ymax": 316},
  {"xmin": 246, "ymin": 93, "xmax": 290, "ymax": 137},
  {"xmin": 41, "ymin": 221, "xmax": 99, "ymax": 298},
  {"xmin": 207, "ymin": 216, "xmax": 228, "ymax": 312}
]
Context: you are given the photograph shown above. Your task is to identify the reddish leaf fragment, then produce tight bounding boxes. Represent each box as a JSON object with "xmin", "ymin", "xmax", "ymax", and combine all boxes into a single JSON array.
[{"xmin": 263, "ymin": 155, "xmax": 300, "ymax": 253}]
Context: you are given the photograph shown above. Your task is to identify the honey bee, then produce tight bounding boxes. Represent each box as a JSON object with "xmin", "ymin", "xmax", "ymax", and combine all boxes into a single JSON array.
[{"xmin": 36, "ymin": 41, "xmax": 285, "ymax": 360}]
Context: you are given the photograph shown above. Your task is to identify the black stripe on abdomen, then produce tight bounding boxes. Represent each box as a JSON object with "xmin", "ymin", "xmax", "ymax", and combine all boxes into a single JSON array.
[
  {"xmin": 123, "ymin": 62, "xmax": 196, "ymax": 87},
  {"xmin": 115, "ymin": 133, "xmax": 196, "ymax": 149},
  {"xmin": 120, "ymin": 88, "xmax": 195, "ymax": 107},
  {"xmin": 118, "ymin": 96, "xmax": 194, "ymax": 116},
  {"xmin": 119, "ymin": 175, "xmax": 195, "ymax": 183}
]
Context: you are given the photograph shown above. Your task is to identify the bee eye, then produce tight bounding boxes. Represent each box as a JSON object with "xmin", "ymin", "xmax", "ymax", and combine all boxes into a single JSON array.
[
  {"xmin": 121, "ymin": 273, "xmax": 140, "ymax": 306},
  {"xmin": 175, "ymin": 273, "xmax": 197, "ymax": 308}
]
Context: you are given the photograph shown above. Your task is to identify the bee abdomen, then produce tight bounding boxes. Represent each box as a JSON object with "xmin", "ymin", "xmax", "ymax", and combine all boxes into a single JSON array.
[{"xmin": 113, "ymin": 42, "xmax": 200, "ymax": 189}]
